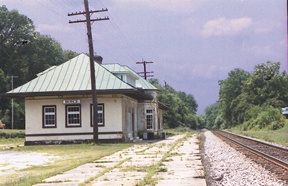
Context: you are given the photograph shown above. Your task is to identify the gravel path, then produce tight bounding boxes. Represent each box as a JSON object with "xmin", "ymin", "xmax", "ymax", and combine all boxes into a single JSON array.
[{"xmin": 204, "ymin": 131, "xmax": 286, "ymax": 186}]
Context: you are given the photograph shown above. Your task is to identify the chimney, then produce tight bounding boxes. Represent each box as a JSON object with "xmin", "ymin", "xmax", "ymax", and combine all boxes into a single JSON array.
[{"xmin": 94, "ymin": 55, "xmax": 103, "ymax": 64}]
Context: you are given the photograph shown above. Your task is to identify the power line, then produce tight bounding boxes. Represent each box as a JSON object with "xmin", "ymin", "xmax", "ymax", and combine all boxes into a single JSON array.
[
  {"xmin": 90, "ymin": 1, "xmax": 148, "ymax": 62},
  {"xmin": 65, "ymin": 0, "xmax": 145, "ymax": 64},
  {"xmin": 35, "ymin": 0, "xmax": 88, "ymax": 42},
  {"xmin": 35, "ymin": 0, "xmax": 149, "ymax": 65}
]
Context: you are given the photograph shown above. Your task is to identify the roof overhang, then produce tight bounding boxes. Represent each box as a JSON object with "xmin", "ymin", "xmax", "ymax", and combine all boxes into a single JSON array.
[
  {"xmin": 111, "ymin": 71, "xmax": 140, "ymax": 80},
  {"xmin": 3, "ymin": 89, "xmax": 153, "ymax": 101},
  {"xmin": 158, "ymin": 101, "xmax": 170, "ymax": 110}
]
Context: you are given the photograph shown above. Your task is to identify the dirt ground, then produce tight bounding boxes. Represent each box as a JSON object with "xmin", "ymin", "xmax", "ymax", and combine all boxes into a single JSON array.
[{"xmin": 0, "ymin": 150, "xmax": 61, "ymax": 176}]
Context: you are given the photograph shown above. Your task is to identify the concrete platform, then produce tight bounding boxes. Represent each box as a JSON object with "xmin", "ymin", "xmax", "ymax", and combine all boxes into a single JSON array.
[
  {"xmin": 34, "ymin": 134, "xmax": 206, "ymax": 186},
  {"xmin": 155, "ymin": 136, "xmax": 206, "ymax": 186}
]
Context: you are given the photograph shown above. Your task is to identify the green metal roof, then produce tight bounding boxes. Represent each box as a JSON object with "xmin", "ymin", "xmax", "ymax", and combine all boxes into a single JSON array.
[
  {"xmin": 103, "ymin": 64, "xmax": 158, "ymax": 90},
  {"xmin": 7, "ymin": 54, "xmax": 136, "ymax": 95}
]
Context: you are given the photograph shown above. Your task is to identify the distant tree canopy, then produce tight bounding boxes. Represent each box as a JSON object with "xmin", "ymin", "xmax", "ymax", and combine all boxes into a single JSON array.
[
  {"xmin": 0, "ymin": 6, "xmax": 78, "ymax": 129},
  {"xmin": 149, "ymin": 79, "xmax": 204, "ymax": 129},
  {"xmin": 205, "ymin": 61, "xmax": 288, "ymax": 130}
]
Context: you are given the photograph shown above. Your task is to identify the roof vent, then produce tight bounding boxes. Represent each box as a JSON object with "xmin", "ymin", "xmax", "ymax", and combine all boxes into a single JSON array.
[{"xmin": 94, "ymin": 55, "xmax": 103, "ymax": 64}]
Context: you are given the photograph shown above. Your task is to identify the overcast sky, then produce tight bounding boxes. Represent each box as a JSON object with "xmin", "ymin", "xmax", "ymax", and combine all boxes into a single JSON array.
[{"xmin": 1, "ymin": 0, "xmax": 287, "ymax": 114}]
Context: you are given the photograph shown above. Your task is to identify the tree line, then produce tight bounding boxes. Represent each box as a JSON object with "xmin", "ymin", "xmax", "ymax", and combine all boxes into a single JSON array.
[
  {"xmin": 149, "ymin": 79, "xmax": 204, "ymax": 129},
  {"xmin": 0, "ymin": 6, "xmax": 78, "ymax": 128},
  {"xmin": 205, "ymin": 62, "xmax": 287, "ymax": 130}
]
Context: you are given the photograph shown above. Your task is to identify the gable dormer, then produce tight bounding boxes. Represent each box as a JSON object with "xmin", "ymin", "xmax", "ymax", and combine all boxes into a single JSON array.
[
  {"xmin": 114, "ymin": 72, "xmax": 139, "ymax": 87},
  {"xmin": 103, "ymin": 64, "xmax": 139, "ymax": 87}
]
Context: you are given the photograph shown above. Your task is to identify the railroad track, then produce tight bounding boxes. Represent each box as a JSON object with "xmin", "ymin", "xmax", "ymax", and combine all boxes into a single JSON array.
[{"xmin": 213, "ymin": 130, "xmax": 288, "ymax": 171}]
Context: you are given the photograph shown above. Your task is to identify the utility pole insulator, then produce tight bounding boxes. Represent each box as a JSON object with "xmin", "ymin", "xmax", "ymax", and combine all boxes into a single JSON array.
[
  {"xmin": 69, "ymin": 17, "xmax": 109, "ymax": 24},
  {"xmin": 136, "ymin": 61, "xmax": 154, "ymax": 80}
]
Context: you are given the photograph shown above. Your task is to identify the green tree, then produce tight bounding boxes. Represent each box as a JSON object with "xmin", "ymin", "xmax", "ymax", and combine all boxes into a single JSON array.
[
  {"xmin": 0, "ymin": 68, "xmax": 9, "ymax": 119},
  {"xmin": 243, "ymin": 105, "xmax": 285, "ymax": 130},
  {"xmin": 204, "ymin": 102, "xmax": 222, "ymax": 129},
  {"xmin": 0, "ymin": 5, "xmax": 35, "ymax": 87},
  {"xmin": 2, "ymin": 100, "xmax": 25, "ymax": 129},
  {"xmin": 149, "ymin": 79, "xmax": 200, "ymax": 129},
  {"xmin": 218, "ymin": 68, "xmax": 250, "ymax": 127},
  {"xmin": 0, "ymin": 6, "xmax": 79, "ymax": 128},
  {"xmin": 241, "ymin": 62, "xmax": 288, "ymax": 107},
  {"xmin": 159, "ymin": 93, "xmax": 183, "ymax": 128},
  {"xmin": 177, "ymin": 91, "xmax": 198, "ymax": 114},
  {"xmin": 184, "ymin": 114, "xmax": 197, "ymax": 129},
  {"xmin": 218, "ymin": 61, "xmax": 288, "ymax": 130},
  {"xmin": 195, "ymin": 115, "xmax": 205, "ymax": 129},
  {"xmin": 64, "ymin": 50, "xmax": 79, "ymax": 61},
  {"xmin": 20, "ymin": 33, "xmax": 66, "ymax": 81},
  {"xmin": 0, "ymin": 6, "xmax": 34, "ymax": 46}
]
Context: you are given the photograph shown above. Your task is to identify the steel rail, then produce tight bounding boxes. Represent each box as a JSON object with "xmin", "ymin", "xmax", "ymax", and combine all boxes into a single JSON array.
[
  {"xmin": 221, "ymin": 130, "xmax": 288, "ymax": 151},
  {"xmin": 213, "ymin": 131, "xmax": 288, "ymax": 170}
]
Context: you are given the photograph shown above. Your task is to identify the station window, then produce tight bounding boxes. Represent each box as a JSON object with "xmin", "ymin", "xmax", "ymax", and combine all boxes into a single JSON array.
[
  {"xmin": 146, "ymin": 109, "xmax": 153, "ymax": 130},
  {"xmin": 90, "ymin": 104, "xmax": 105, "ymax": 127},
  {"xmin": 66, "ymin": 105, "xmax": 81, "ymax": 127},
  {"xmin": 43, "ymin": 105, "xmax": 56, "ymax": 128}
]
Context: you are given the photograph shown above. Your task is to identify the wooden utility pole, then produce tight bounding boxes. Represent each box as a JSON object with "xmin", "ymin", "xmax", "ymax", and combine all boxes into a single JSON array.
[
  {"xmin": 68, "ymin": 0, "xmax": 109, "ymax": 143},
  {"xmin": 164, "ymin": 80, "xmax": 167, "ymax": 94},
  {"xmin": 7, "ymin": 75, "xmax": 18, "ymax": 129},
  {"xmin": 136, "ymin": 61, "xmax": 154, "ymax": 80}
]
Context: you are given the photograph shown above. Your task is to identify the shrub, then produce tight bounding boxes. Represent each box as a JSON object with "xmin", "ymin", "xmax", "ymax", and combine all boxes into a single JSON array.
[
  {"xmin": 258, "ymin": 111, "xmax": 270, "ymax": 127},
  {"xmin": 241, "ymin": 122, "xmax": 249, "ymax": 131},
  {"xmin": 271, "ymin": 121, "xmax": 285, "ymax": 130},
  {"xmin": 244, "ymin": 106, "xmax": 285, "ymax": 130}
]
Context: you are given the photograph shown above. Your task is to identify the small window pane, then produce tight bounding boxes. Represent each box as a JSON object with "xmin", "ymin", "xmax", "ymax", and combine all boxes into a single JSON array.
[
  {"xmin": 146, "ymin": 115, "xmax": 153, "ymax": 129},
  {"xmin": 67, "ymin": 106, "xmax": 81, "ymax": 126},
  {"xmin": 146, "ymin": 109, "xmax": 153, "ymax": 114},
  {"xmin": 45, "ymin": 107, "xmax": 54, "ymax": 113},
  {"xmin": 146, "ymin": 109, "xmax": 153, "ymax": 130},
  {"xmin": 43, "ymin": 106, "xmax": 56, "ymax": 128}
]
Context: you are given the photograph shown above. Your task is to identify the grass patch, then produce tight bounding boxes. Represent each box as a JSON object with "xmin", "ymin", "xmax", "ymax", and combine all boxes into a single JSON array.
[
  {"xmin": 0, "ymin": 129, "xmax": 25, "ymax": 134},
  {"xmin": 229, "ymin": 121, "xmax": 288, "ymax": 146},
  {"xmin": 157, "ymin": 167, "xmax": 167, "ymax": 172},
  {"xmin": 94, "ymin": 160, "xmax": 113, "ymax": 163},
  {"xmin": 0, "ymin": 130, "xmax": 25, "ymax": 139},
  {"xmin": 169, "ymin": 152, "xmax": 186, "ymax": 156},
  {"xmin": 162, "ymin": 158, "xmax": 173, "ymax": 162},
  {"xmin": 135, "ymin": 144, "xmax": 155, "ymax": 154},
  {"xmin": 121, "ymin": 165, "xmax": 150, "ymax": 172},
  {"xmin": 94, "ymin": 165, "xmax": 106, "ymax": 168},
  {"xmin": 164, "ymin": 127, "xmax": 195, "ymax": 136},
  {"xmin": 1, "ymin": 143, "xmax": 132, "ymax": 186},
  {"xmin": 0, "ymin": 137, "xmax": 24, "ymax": 146},
  {"xmin": 0, "ymin": 163, "xmax": 11, "ymax": 167},
  {"xmin": 42, "ymin": 179, "xmax": 72, "ymax": 183}
]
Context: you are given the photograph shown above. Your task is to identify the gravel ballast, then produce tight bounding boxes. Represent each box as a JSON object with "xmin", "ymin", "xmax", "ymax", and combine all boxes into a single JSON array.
[{"xmin": 204, "ymin": 131, "xmax": 286, "ymax": 186}]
